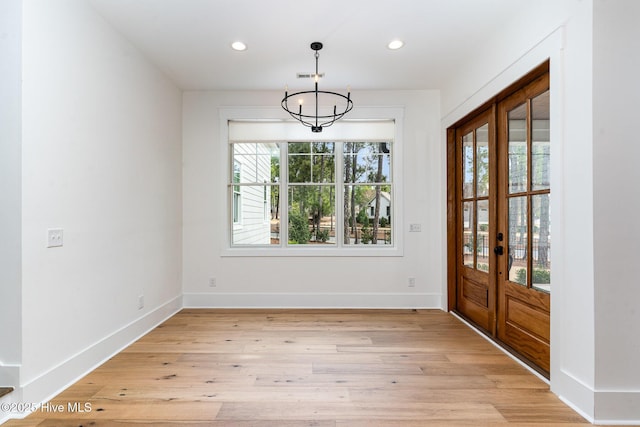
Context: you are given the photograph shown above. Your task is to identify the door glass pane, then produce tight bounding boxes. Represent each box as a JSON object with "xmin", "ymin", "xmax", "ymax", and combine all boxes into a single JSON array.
[
  {"xmin": 462, "ymin": 132, "xmax": 474, "ymax": 199},
  {"xmin": 463, "ymin": 201, "xmax": 474, "ymax": 268},
  {"xmin": 532, "ymin": 194, "xmax": 551, "ymax": 293},
  {"xmin": 476, "ymin": 124, "xmax": 489, "ymax": 197},
  {"xmin": 508, "ymin": 196, "xmax": 528, "ymax": 285},
  {"xmin": 532, "ymin": 91, "xmax": 550, "ymax": 191},
  {"xmin": 476, "ymin": 199, "xmax": 489, "ymax": 272},
  {"xmin": 508, "ymin": 103, "xmax": 527, "ymax": 194}
]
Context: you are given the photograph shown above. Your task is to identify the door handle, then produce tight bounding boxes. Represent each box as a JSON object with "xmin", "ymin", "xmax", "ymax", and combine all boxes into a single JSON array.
[{"xmin": 494, "ymin": 246, "xmax": 504, "ymax": 255}]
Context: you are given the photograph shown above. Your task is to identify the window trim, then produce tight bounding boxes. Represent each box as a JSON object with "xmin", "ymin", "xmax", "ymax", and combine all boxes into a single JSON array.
[{"xmin": 220, "ymin": 107, "xmax": 404, "ymax": 257}]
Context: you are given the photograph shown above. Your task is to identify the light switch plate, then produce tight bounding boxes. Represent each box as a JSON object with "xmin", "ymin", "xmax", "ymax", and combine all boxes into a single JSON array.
[{"xmin": 47, "ymin": 228, "xmax": 64, "ymax": 247}]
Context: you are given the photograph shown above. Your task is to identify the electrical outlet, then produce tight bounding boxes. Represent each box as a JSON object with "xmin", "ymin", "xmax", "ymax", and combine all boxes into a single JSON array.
[
  {"xmin": 409, "ymin": 224, "xmax": 421, "ymax": 232},
  {"xmin": 209, "ymin": 278, "xmax": 217, "ymax": 287},
  {"xmin": 138, "ymin": 295, "xmax": 144, "ymax": 310},
  {"xmin": 408, "ymin": 277, "xmax": 416, "ymax": 287},
  {"xmin": 47, "ymin": 228, "xmax": 64, "ymax": 247}
]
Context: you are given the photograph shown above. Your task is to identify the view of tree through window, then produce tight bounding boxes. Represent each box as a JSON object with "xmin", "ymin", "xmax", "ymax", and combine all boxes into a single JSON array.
[
  {"xmin": 343, "ymin": 142, "xmax": 392, "ymax": 245},
  {"xmin": 288, "ymin": 142, "xmax": 336, "ymax": 245},
  {"xmin": 230, "ymin": 141, "xmax": 393, "ymax": 248}
]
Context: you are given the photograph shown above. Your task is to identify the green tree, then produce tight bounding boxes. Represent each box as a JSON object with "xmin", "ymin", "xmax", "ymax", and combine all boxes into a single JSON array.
[
  {"xmin": 356, "ymin": 208, "xmax": 369, "ymax": 225},
  {"xmin": 343, "ymin": 142, "xmax": 353, "ymax": 244},
  {"xmin": 271, "ymin": 154, "xmax": 280, "ymax": 219},
  {"xmin": 371, "ymin": 143, "xmax": 386, "ymax": 244},
  {"xmin": 312, "ymin": 143, "xmax": 329, "ymax": 241},
  {"xmin": 361, "ymin": 225, "xmax": 373, "ymax": 244},
  {"xmin": 288, "ymin": 211, "xmax": 310, "ymax": 244},
  {"xmin": 287, "ymin": 142, "xmax": 336, "ymax": 243}
]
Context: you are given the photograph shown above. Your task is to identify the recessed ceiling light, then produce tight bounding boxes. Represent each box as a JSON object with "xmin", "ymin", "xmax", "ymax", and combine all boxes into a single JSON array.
[
  {"xmin": 231, "ymin": 41, "xmax": 247, "ymax": 51},
  {"xmin": 387, "ymin": 40, "xmax": 404, "ymax": 50}
]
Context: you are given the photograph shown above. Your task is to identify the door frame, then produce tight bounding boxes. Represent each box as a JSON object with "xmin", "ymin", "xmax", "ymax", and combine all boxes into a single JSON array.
[{"xmin": 446, "ymin": 60, "xmax": 550, "ymax": 374}]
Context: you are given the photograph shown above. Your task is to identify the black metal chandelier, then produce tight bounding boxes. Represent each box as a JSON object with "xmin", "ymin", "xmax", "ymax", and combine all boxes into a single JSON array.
[{"xmin": 281, "ymin": 42, "xmax": 353, "ymax": 133}]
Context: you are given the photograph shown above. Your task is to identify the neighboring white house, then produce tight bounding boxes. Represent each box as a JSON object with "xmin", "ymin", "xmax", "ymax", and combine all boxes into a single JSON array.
[
  {"xmin": 366, "ymin": 191, "xmax": 391, "ymax": 223},
  {"xmin": 231, "ymin": 143, "xmax": 272, "ymax": 245}
]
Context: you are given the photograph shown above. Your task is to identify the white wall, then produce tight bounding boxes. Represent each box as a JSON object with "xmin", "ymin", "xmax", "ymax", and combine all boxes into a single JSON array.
[
  {"xmin": 182, "ymin": 90, "xmax": 443, "ymax": 308},
  {"xmin": 0, "ymin": 0, "xmax": 23, "ymax": 385},
  {"xmin": 17, "ymin": 0, "xmax": 183, "ymax": 403},
  {"xmin": 592, "ymin": 0, "xmax": 640, "ymax": 421},
  {"xmin": 440, "ymin": 1, "xmax": 576, "ymax": 123}
]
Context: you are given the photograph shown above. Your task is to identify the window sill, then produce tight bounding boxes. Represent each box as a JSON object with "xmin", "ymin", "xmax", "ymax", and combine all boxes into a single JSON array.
[{"xmin": 221, "ymin": 246, "xmax": 403, "ymax": 257}]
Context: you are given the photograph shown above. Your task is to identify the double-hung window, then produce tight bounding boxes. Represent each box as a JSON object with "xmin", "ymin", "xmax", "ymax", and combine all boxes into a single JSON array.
[{"xmin": 226, "ymin": 118, "xmax": 399, "ymax": 254}]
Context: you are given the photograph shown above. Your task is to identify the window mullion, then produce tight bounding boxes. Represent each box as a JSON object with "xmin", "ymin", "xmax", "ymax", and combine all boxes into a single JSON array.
[{"xmin": 335, "ymin": 141, "xmax": 344, "ymax": 247}]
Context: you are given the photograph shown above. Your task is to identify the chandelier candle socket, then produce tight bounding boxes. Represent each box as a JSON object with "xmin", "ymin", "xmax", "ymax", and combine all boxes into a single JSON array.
[{"xmin": 281, "ymin": 42, "xmax": 353, "ymax": 132}]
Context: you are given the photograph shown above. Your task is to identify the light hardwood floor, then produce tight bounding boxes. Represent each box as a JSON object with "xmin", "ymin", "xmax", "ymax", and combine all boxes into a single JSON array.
[{"xmin": 3, "ymin": 309, "xmax": 596, "ymax": 426}]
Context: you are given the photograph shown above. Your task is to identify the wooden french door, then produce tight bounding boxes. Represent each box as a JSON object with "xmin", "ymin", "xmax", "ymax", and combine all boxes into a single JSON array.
[
  {"xmin": 453, "ymin": 108, "xmax": 496, "ymax": 334},
  {"xmin": 496, "ymin": 73, "xmax": 551, "ymax": 372},
  {"xmin": 449, "ymin": 63, "xmax": 551, "ymax": 374}
]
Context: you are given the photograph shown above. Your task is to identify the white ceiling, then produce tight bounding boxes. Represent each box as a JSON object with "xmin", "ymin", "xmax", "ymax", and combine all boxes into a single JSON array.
[{"xmin": 88, "ymin": 0, "xmax": 532, "ymax": 92}]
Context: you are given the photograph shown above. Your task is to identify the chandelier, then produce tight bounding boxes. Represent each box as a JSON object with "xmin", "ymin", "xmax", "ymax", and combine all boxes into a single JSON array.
[{"xmin": 281, "ymin": 42, "xmax": 353, "ymax": 132}]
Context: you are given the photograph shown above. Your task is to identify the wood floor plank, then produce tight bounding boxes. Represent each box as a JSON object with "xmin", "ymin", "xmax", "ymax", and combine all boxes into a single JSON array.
[
  {"xmin": 346, "ymin": 387, "xmax": 566, "ymax": 406},
  {"xmin": 312, "ymin": 362, "xmax": 424, "ymax": 375},
  {"xmin": 0, "ymin": 421, "xmax": 43, "ymax": 427},
  {"xmin": 486, "ymin": 374, "xmax": 549, "ymax": 389},
  {"xmin": 41, "ymin": 400, "xmax": 223, "ymax": 421},
  {"xmin": 216, "ymin": 401, "xmax": 506, "ymax": 422},
  {"xmin": 253, "ymin": 373, "xmax": 497, "ymax": 389},
  {"xmin": 178, "ymin": 351, "xmax": 386, "ymax": 365},
  {"xmin": 91, "ymin": 383, "xmax": 349, "ymax": 402},
  {"xmin": 338, "ymin": 423, "xmax": 594, "ymax": 427},
  {"xmin": 243, "ymin": 343, "xmax": 338, "ymax": 353},
  {"xmin": 1, "ymin": 309, "xmax": 594, "ymax": 426},
  {"xmin": 494, "ymin": 403, "xmax": 588, "ymax": 424},
  {"xmin": 28, "ymin": 421, "xmax": 332, "ymax": 427},
  {"xmin": 419, "ymin": 361, "xmax": 530, "ymax": 376}
]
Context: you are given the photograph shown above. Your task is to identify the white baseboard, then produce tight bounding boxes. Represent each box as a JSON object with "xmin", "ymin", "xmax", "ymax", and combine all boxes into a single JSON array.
[
  {"xmin": 553, "ymin": 369, "xmax": 596, "ymax": 423},
  {"xmin": 13, "ymin": 295, "xmax": 182, "ymax": 412},
  {"xmin": 558, "ymin": 384, "xmax": 640, "ymax": 425},
  {"xmin": 182, "ymin": 292, "xmax": 442, "ymax": 309},
  {"xmin": 0, "ymin": 372, "xmax": 21, "ymax": 425},
  {"xmin": 0, "ymin": 364, "xmax": 19, "ymax": 390},
  {"xmin": 594, "ymin": 390, "xmax": 640, "ymax": 424}
]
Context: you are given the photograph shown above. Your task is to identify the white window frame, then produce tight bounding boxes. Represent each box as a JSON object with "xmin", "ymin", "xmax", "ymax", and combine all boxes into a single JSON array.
[{"xmin": 221, "ymin": 107, "xmax": 404, "ymax": 257}]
